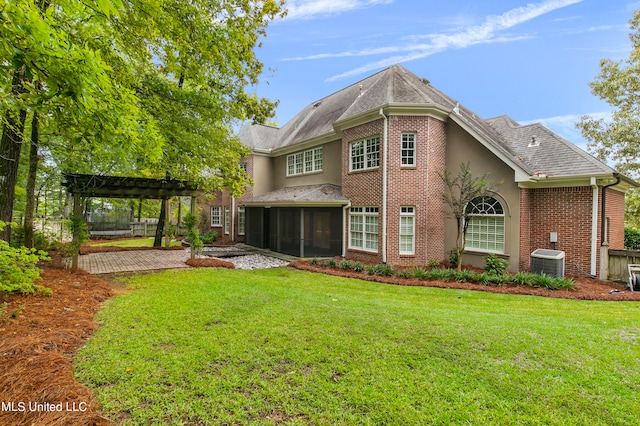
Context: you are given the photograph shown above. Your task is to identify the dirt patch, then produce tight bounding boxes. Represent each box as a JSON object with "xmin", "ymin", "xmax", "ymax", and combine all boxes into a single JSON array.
[{"xmin": 290, "ymin": 260, "xmax": 640, "ymax": 301}]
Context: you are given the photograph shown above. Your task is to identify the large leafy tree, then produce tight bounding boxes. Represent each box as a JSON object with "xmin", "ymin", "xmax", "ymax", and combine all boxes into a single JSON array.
[
  {"xmin": 577, "ymin": 10, "xmax": 640, "ymax": 228},
  {"xmin": 1, "ymin": 0, "xmax": 286, "ymax": 242},
  {"xmin": 0, "ymin": 0, "xmax": 147, "ymax": 241}
]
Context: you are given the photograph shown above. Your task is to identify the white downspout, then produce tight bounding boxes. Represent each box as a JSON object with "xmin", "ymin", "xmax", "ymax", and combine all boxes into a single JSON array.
[
  {"xmin": 380, "ymin": 108, "xmax": 388, "ymax": 264},
  {"xmin": 590, "ymin": 177, "xmax": 598, "ymax": 277}
]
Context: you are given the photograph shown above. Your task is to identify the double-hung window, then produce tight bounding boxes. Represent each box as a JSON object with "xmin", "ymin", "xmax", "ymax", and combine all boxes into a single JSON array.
[
  {"xmin": 465, "ymin": 196, "xmax": 505, "ymax": 253},
  {"xmin": 287, "ymin": 147, "xmax": 323, "ymax": 176},
  {"xmin": 224, "ymin": 206, "xmax": 230, "ymax": 235},
  {"xmin": 401, "ymin": 133, "xmax": 415, "ymax": 166},
  {"xmin": 349, "ymin": 207, "xmax": 379, "ymax": 252},
  {"xmin": 350, "ymin": 137, "xmax": 380, "ymax": 171},
  {"xmin": 211, "ymin": 206, "xmax": 221, "ymax": 227},
  {"xmin": 238, "ymin": 207, "xmax": 245, "ymax": 235},
  {"xmin": 399, "ymin": 206, "xmax": 415, "ymax": 255}
]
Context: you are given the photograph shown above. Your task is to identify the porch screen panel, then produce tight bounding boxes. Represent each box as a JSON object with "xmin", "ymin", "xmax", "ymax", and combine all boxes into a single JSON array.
[
  {"xmin": 244, "ymin": 207, "xmax": 265, "ymax": 248},
  {"xmin": 303, "ymin": 208, "xmax": 343, "ymax": 258},
  {"xmin": 272, "ymin": 208, "xmax": 301, "ymax": 257}
]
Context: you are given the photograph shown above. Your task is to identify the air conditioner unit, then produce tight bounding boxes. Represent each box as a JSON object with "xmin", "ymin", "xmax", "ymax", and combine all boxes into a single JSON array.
[{"xmin": 531, "ymin": 249, "xmax": 565, "ymax": 278}]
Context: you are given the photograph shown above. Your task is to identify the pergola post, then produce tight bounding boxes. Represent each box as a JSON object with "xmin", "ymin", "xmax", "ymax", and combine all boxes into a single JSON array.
[
  {"xmin": 190, "ymin": 195, "xmax": 197, "ymax": 260},
  {"xmin": 164, "ymin": 197, "xmax": 170, "ymax": 249},
  {"xmin": 71, "ymin": 191, "xmax": 81, "ymax": 269}
]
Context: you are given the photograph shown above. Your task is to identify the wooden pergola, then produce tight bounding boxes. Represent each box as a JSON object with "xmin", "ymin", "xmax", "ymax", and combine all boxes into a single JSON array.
[{"xmin": 62, "ymin": 173, "xmax": 201, "ymax": 268}]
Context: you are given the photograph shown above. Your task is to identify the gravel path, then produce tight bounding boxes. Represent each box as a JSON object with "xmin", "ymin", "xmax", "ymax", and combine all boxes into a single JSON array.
[{"xmin": 199, "ymin": 247, "xmax": 290, "ymax": 269}]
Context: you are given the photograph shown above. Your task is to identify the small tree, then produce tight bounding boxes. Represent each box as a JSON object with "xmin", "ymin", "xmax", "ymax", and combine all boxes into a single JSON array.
[{"xmin": 440, "ymin": 162, "xmax": 501, "ymax": 271}]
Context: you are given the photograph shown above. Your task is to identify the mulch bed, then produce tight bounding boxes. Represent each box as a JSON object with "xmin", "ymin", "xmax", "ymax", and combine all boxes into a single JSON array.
[
  {"xmin": 0, "ymin": 255, "xmax": 114, "ymax": 426},
  {"xmin": 185, "ymin": 257, "xmax": 235, "ymax": 269},
  {"xmin": 290, "ymin": 260, "xmax": 640, "ymax": 301},
  {"xmin": 1, "ymin": 251, "xmax": 638, "ymax": 425}
]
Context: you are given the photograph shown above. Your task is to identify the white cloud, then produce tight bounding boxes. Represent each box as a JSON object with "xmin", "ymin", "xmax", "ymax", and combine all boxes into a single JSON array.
[
  {"xmin": 293, "ymin": 0, "xmax": 585, "ymax": 81},
  {"xmin": 282, "ymin": 0, "xmax": 394, "ymax": 21}
]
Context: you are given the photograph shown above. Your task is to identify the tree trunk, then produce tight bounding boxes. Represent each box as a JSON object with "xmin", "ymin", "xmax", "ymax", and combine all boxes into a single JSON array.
[
  {"xmin": 24, "ymin": 111, "xmax": 40, "ymax": 248},
  {"xmin": 0, "ymin": 67, "xmax": 28, "ymax": 242},
  {"xmin": 153, "ymin": 198, "xmax": 166, "ymax": 247}
]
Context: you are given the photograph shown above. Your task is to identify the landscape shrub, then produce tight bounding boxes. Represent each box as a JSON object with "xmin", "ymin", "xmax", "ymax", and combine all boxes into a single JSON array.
[
  {"xmin": 9, "ymin": 226, "xmax": 52, "ymax": 251},
  {"xmin": 625, "ymin": 228, "xmax": 640, "ymax": 250},
  {"xmin": 397, "ymin": 269, "xmax": 411, "ymax": 279},
  {"xmin": 306, "ymin": 258, "xmax": 575, "ymax": 291},
  {"xmin": 340, "ymin": 260, "xmax": 353, "ymax": 270},
  {"xmin": 201, "ymin": 231, "xmax": 218, "ymax": 244},
  {"xmin": 0, "ymin": 221, "xmax": 51, "ymax": 295},
  {"xmin": 183, "ymin": 213, "xmax": 204, "ymax": 255},
  {"xmin": 448, "ymin": 249, "xmax": 458, "ymax": 269},
  {"xmin": 410, "ymin": 266, "xmax": 429, "ymax": 280},
  {"xmin": 484, "ymin": 254, "xmax": 508, "ymax": 275},
  {"xmin": 427, "ymin": 259, "xmax": 440, "ymax": 269}
]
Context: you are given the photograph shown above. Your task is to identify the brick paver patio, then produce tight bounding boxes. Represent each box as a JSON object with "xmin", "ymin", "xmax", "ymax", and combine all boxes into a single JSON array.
[{"xmin": 78, "ymin": 250, "xmax": 191, "ymax": 274}]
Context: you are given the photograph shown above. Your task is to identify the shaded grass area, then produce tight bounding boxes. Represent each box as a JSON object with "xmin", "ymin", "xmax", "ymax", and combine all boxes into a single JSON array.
[
  {"xmin": 75, "ymin": 268, "xmax": 640, "ymax": 425},
  {"xmin": 90, "ymin": 237, "xmax": 181, "ymax": 248}
]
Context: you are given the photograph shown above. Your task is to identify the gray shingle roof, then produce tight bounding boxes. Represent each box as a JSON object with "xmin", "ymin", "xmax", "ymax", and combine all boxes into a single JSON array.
[
  {"xmin": 487, "ymin": 115, "xmax": 615, "ymax": 178},
  {"xmin": 241, "ymin": 184, "xmax": 348, "ymax": 206},
  {"xmin": 238, "ymin": 64, "xmax": 621, "ymax": 181}
]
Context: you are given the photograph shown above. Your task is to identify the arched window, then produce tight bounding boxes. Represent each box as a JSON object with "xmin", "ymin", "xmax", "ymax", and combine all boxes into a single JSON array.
[{"xmin": 465, "ymin": 196, "xmax": 505, "ymax": 253}]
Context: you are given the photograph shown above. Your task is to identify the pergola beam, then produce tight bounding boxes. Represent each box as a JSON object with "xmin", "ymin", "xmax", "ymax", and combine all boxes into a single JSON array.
[{"xmin": 62, "ymin": 173, "xmax": 201, "ymax": 269}]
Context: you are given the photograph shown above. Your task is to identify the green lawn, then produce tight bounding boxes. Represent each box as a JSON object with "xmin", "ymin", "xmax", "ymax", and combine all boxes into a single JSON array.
[
  {"xmin": 75, "ymin": 268, "xmax": 640, "ymax": 425},
  {"xmin": 90, "ymin": 237, "xmax": 182, "ymax": 248}
]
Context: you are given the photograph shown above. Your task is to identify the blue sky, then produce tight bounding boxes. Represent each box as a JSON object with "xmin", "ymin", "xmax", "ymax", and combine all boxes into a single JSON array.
[{"xmin": 250, "ymin": 0, "xmax": 638, "ymax": 152}]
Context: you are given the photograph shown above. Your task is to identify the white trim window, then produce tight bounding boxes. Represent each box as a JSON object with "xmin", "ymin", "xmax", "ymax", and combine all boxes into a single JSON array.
[
  {"xmin": 238, "ymin": 207, "xmax": 245, "ymax": 235},
  {"xmin": 287, "ymin": 147, "xmax": 323, "ymax": 176},
  {"xmin": 349, "ymin": 207, "xmax": 379, "ymax": 252},
  {"xmin": 211, "ymin": 206, "xmax": 222, "ymax": 227},
  {"xmin": 400, "ymin": 206, "xmax": 415, "ymax": 255},
  {"xmin": 350, "ymin": 137, "xmax": 380, "ymax": 171},
  {"xmin": 224, "ymin": 206, "xmax": 230, "ymax": 234},
  {"xmin": 401, "ymin": 133, "xmax": 415, "ymax": 166},
  {"xmin": 465, "ymin": 196, "xmax": 505, "ymax": 253}
]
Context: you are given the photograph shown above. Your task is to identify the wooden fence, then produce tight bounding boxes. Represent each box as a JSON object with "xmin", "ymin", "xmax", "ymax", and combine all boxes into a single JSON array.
[{"xmin": 608, "ymin": 249, "xmax": 640, "ymax": 282}]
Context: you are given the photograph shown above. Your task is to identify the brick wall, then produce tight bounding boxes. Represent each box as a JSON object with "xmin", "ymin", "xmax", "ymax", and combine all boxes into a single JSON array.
[
  {"xmin": 525, "ymin": 186, "xmax": 596, "ymax": 276},
  {"xmin": 342, "ymin": 119, "xmax": 384, "ymax": 264},
  {"xmin": 385, "ymin": 116, "xmax": 446, "ymax": 266},
  {"xmin": 519, "ymin": 188, "xmax": 531, "ymax": 271},
  {"xmin": 342, "ymin": 115, "xmax": 447, "ymax": 266},
  {"xmin": 606, "ymin": 189, "xmax": 625, "ymax": 250}
]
